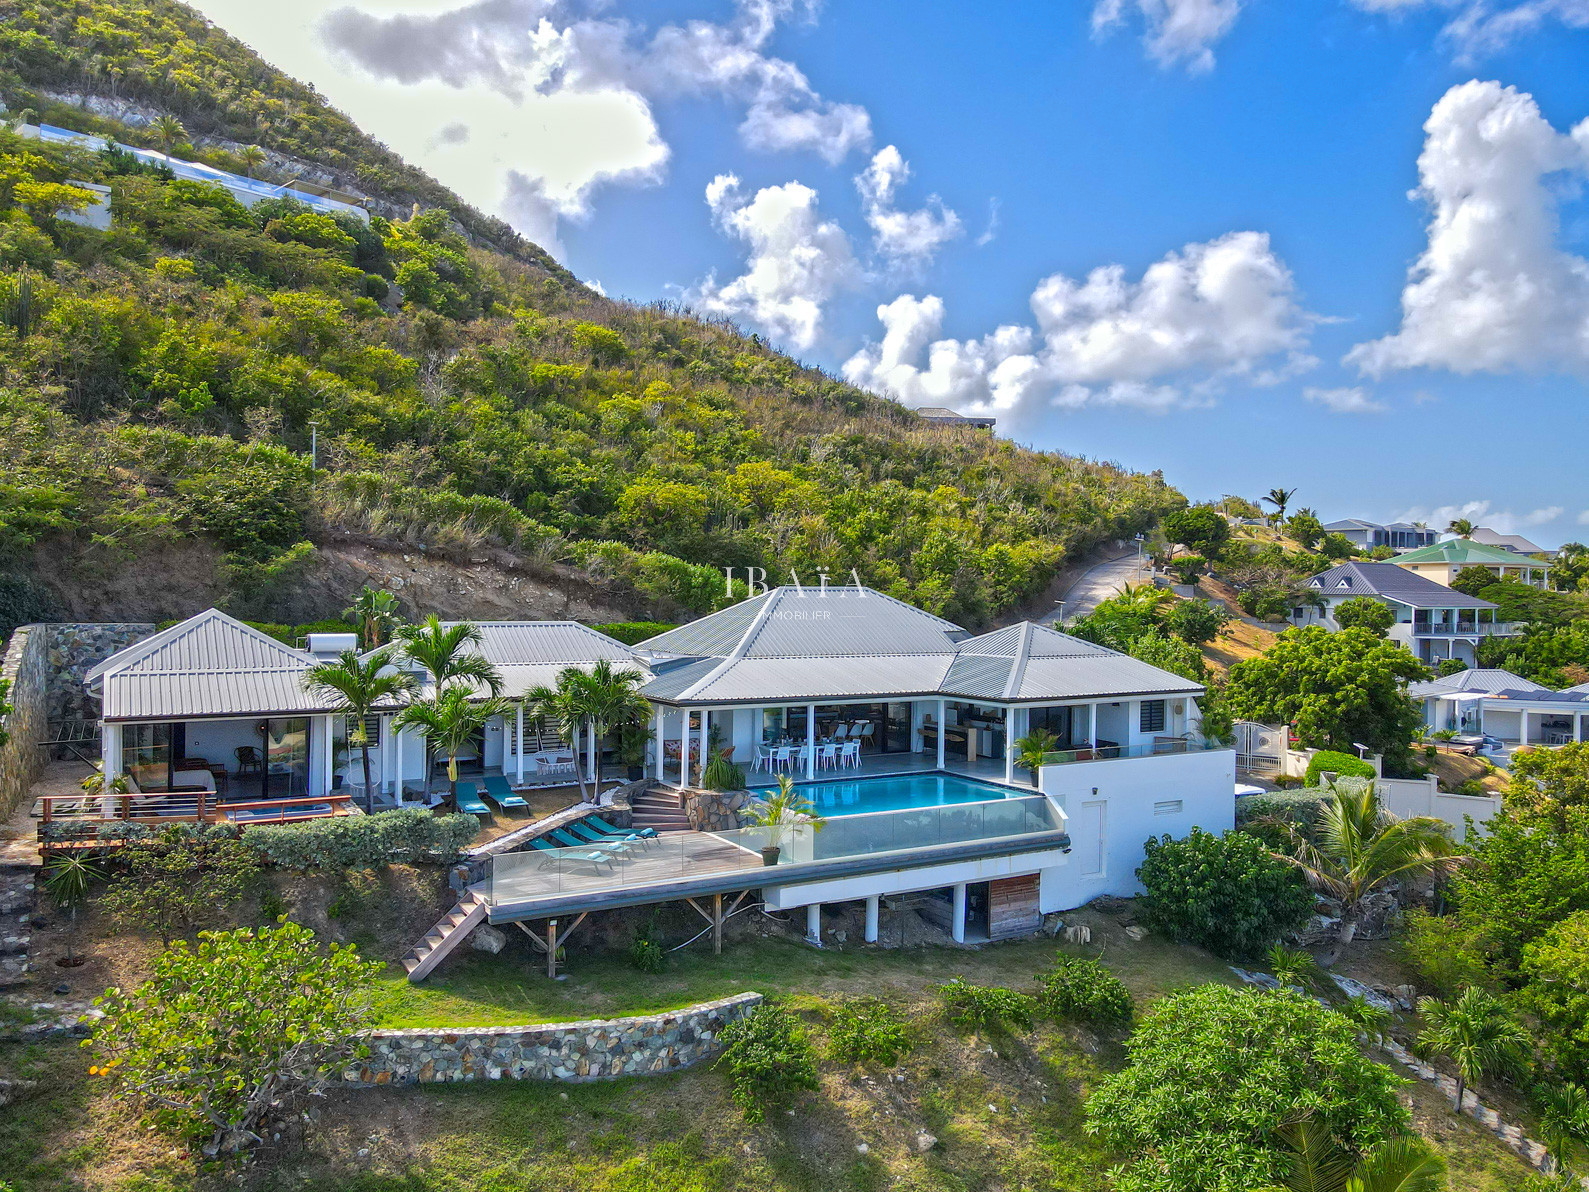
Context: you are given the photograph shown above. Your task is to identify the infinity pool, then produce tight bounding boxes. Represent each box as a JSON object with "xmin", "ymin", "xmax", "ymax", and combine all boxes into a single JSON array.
[{"xmin": 777, "ymin": 773, "xmax": 1016, "ymax": 818}]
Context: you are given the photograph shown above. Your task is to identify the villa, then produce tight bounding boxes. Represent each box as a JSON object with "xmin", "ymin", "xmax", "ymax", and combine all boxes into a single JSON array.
[
  {"xmin": 1323, "ymin": 519, "xmax": 1439, "ymax": 552},
  {"xmin": 1392, "ymin": 537, "xmax": 1551, "ymax": 588},
  {"xmin": 63, "ymin": 585, "xmax": 1234, "ymax": 970},
  {"xmin": 1410, "ymin": 667, "xmax": 1589, "ymax": 748},
  {"xmin": 1290, "ymin": 561, "xmax": 1518, "ymax": 667}
]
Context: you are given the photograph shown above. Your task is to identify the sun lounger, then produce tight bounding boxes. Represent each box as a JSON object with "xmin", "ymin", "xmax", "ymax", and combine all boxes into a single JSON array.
[
  {"xmin": 550, "ymin": 827, "xmax": 628, "ymax": 856},
  {"xmin": 482, "ymin": 774, "xmax": 528, "ymax": 811},
  {"xmin": 454, "ymin": 781, "xmax": 492, "ymax": 818},
  {"xmin": 530, "ymin": 836, "xmax": 614, "ymax": 873},
  {"xmin": 567, "ymin": 819, "xmax": 650, "ymax": 850},
  {"xmin": 590, "ymin": 814, "xmax": 657, "ymax": 841}
]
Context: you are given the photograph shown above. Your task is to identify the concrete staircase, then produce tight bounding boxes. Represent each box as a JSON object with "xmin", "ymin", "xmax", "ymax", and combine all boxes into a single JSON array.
[
  {"xmin": 630, "ymin": 786, "xmax": 692, "ymax": 833},
  {"xmin": 0, "ymin": 869, "xmax": 35, "ymax": 987},
  {"xmin": 402, "ymin": 890, "xmax": 488, "ymax": 983}
]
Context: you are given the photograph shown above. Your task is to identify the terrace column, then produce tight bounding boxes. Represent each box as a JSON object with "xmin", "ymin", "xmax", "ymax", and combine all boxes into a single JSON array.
[
  {"xmin": 699, "ymin": 709, "xmax": 710, "ymax": 786},
  {"xmin": 806, "ymin": 704, "xmax": 816, "ymax": 780},
  {"xmin": 587, "ymin": 719, "xmax": 598, "ymax": 788},
  {"xmin": 379, "ymin": 715, "xmax": 392, "ymax": 795},
  {"xmin": 864, "ymin": 896, "xmax": 880, "ymax": 944},
  {"xmin": 1088, "ymin": 703, "xmax": 1098, "ymax": 749},
  {"xmin": 951, "ymin": 883, "xmax": 967, "ymax": 944},
  {"xmin": 321, "ymin": 714, "xmax": 336, "ymax": 797},
  {"xmin": 1004, "ymin": 706, "xmax": 1015, "ymax": 785},
  {"xmin": 1576, "ymin": 716, "xmax": 1582, "ymax": 744},
  {"xmin": 393, "ymin": 727, "xmax": 405, "ymax": 805},
  {"xmin": 101, "ymin": 722, "xmax": 122, "ymax": 781},
  {"xmin": 936, "ymin": 699, "xmax": 947, "ymax": 770},
  {"xmin": 805, "ymin": 903, "xmax": 822, "ymax": 946},
  {"xmin": 515, "ymin": 702, "xmax": 525, "ymax": 786},
  {"xmin": 653, "ymin": 707, "xmax": 664, "ymax": 783}
]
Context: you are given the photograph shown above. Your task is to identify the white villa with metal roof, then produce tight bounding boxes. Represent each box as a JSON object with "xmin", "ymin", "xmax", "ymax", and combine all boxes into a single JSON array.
[
  {"xmin": 1410, "ymin": 668, "xmax": 1589, "ymax": 748},
  {"xmin": 1291, "ymin": 561, "xmax": 1518, "ymax": 667}
]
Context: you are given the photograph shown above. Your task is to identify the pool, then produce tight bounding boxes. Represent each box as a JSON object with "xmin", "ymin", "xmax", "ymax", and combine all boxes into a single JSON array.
[{"xmin": 775, "ymin": 772, "xmax": 1016, "ymax": 818}]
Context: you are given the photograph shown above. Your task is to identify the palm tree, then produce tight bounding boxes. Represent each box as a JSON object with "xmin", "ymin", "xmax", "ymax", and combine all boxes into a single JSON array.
[
  {"xmin": 301, "ymin": 647, "xmax": 417, "ymax": 812},
  {"xmin": 1446, "ymin": 517, "xmax": 1475, "ymax": 537},
  {"xmin": 525, "ymin": 673, "xmax": 593, "ymax": 801},
  {"xmin": 397, "ymin": 616, "xmax": 503, "ymax": 696},
  {"xmin": 43, "ymin": 851, "xmax": 105, "ymax": 966},
  {"xmin": 393, "ymin": 687, "xmax": 511, "ymax": 806},
  {"xmin": 524, "ymin": 661, "xmax": 647, "ymax": 802},
  {"xmin": 1273, "ymin": 780, "xmax": 1461, "ymax": 965},
  {"xmin": 1264, "ymin": 487, "xmax": 1298, "ymax": 527},
  {"xmin": 149, "ymin": 113, "xmax": 187, "ymax": 155},
  {"xmin": 344, "ymin": 585, "xmax": 404, "ymax": 650},
  {"xmin": 1538, "ymin": 1083, "xmax": 1589, "ymax": 1177},
  {"xmin": 237, "ymin": 144, "xmax": 267, "ymax": 178},
  {"xmin": 744, "ymin": 774, "xmax": 826, "ymax": 860},
  {"xmin": 1416, "ymin": 986, "xmax": 1530, "ymax": 1113},
  {"xmin": 1257, "ymin": 1116, "xmax": 1447, "ymax": 1192}
]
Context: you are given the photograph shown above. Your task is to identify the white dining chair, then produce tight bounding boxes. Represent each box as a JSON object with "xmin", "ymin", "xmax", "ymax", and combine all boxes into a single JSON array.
[
  {"xmin": 752, "ymin": 746, "xmax": 773, "ymax": 774},
  {"xmin": 857, "ymin": 723, "xmax": 875, "ymax": 749},
  {"xmin": 818, "ymin": 743, "xmax": 838, "ymax": 770},
  {"xmin": 772, "ymin": 745, "xmax": 793, "ymax": 772},
  {"xmin": 831, "ymin": 724, "xmax": 850, "ymax": 741},
  {"xmin": 840, "ymin": 740, "xmax": 860, "ymax": 769}
]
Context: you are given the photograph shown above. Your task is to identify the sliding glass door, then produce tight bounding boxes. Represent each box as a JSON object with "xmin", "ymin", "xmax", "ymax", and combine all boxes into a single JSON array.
[{"xmin": 263, "ymin": 717, "xmax": 310, "ymax": 798}]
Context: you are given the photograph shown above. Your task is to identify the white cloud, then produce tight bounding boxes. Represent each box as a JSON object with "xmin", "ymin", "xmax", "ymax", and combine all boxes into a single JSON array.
[
  {"xmin": 1348, "ymin": 0, "xmax": 1589, "ymax": 57},
  {"xmin": 843, "ymin": 230, "xmax": 1314, "ymax": 417},
  {"xmin": 1396, "ymin": 498, "xmax": 1566, "ymax": 534},
  {"xmin": 1091, "ymin": 0, "xmax": 1244, "ymax": 72},
  {"xmin": 691, "ymin": 174, "xmax": 862, "ymax": 351},
  {"xmin": 1578, "ymin": 509, "xmax": 1589, "ymax": 526},
  {"xmin": 854, "ymin": 146, "xmax": 963, "ymax": 266},
  {"xmin": 1303, "ymin": 385, "xmax": 1387, "ymax": 413},
  {"xmin": 1348, "ymin": 81, "xmax": 1589, "ymax": 378}
]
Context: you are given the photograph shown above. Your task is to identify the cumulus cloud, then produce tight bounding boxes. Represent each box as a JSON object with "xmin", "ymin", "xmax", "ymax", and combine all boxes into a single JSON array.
[
  {"xmin": 318, "ymin": 0, "xmax": 871, "ymax": 244},
  {"xmin": 1347, "ymin": 81, "xmax": 1589, "ymax": 378},
  {"xmin": 1348, "ymin": 0, "xmax": 1589, "ymax": 57},
  {"xmin": 691, "ymin": 174, "xmax": 862, "ymax": 351},
  {"xmin": 1397, "ymin": 498, "xmax": 1565, "ymax": 535},
  {"xmin": 1090, "ymin": 0, "xmax": 1245, "ymax": 72},
  {"xmin": 1303, "ymin": 385, "xmax": 1387, "ymax": 413},
  {"xmin": 843, "ymin": 230, "xmax": 1314, "ymax": 416},
  {"xmin": 854, "ymin": 146, "xmax": 963, "ymax": 266}
]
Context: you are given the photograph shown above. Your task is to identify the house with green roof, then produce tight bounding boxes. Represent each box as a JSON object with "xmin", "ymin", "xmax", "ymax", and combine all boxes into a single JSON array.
[{"xmin": 1392, "ymin": 537, "xmax": 1551, "ymax": 589}]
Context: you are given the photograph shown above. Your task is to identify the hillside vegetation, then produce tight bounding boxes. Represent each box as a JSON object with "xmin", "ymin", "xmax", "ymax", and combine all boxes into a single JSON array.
[{"xmin": 0, "ymin": 0, "xmax": 1182, "ymax": 636}]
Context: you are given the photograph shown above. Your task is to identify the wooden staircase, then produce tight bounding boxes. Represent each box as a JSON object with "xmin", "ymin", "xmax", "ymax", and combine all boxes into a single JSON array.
[
  {"xmin": 630, "ymin": 786, "xmax": 692, "ymax": 833},
  {"xmin": 402, "ymin": 889, "xmax": 488, "ymax": 983}
]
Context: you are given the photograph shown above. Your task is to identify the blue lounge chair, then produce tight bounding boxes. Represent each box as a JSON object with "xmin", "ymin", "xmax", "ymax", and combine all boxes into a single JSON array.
[
  {"xmin": 550, "ymin": 827, "xmax": 628, "ymax": 856},
  {"xmin": 590, "ymin": 814, "xmax": 658, "ymax": 841},
  {"xmin": 454, "ymin": 781, "xmax": 491, "ymax": 818},
  {"xmin": 567, "ymin": 819, "xmax": 649, "ymax": 850},
  {"xmin": 530, "ymin": 836, "xmax": 613, "ymax": 873},
  {"xmin": 482, "ymin": 774, "xmax": 528, "ymax": 812}
]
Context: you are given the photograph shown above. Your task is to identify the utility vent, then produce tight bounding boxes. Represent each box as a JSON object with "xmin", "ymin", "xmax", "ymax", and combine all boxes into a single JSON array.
[{"xmin": 1153, "ymin": 800, "xmax": 1183, "ymax": 816}]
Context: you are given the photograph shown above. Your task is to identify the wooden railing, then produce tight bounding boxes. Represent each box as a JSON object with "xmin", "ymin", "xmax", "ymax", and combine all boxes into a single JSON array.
[{"xmin": 39, "ymin": 790, "xmax": 354, "ymax": 828}]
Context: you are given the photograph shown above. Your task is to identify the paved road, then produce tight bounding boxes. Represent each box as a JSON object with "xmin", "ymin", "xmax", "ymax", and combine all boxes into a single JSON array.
[{"xmin": 1040, "ymin": 550, "xmax": 1151, "ymax": 626}]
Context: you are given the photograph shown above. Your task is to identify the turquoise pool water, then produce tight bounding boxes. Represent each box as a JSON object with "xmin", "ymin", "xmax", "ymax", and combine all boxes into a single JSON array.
[{"xmin": 770, "ymin": 773, "xmax": 1014, "ymax": 818}]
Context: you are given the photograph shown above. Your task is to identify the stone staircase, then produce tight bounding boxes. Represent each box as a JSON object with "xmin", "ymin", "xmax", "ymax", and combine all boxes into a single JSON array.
[
  {"xmin": 402, "ymin": 890, "xmax": 488, "ymax": 983},
  {"xmin": 0, "ymin": 868, "xmax": 35, "ymax": 988},
  {"xmin": 630, "ymin": 786, "xmax": 692, "ymax": 833}
]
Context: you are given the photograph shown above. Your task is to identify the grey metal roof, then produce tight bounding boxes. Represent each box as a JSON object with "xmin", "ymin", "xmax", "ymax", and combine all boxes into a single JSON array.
[
  {"xmin": 938, "ymin": 654, "xmax": 1016, "ymax": 700},
  {"xmin": 1011, "ymin": 656, "xmax": 1203, "ymax": 700},
  {"xmin": 623, "ymin": 657, "xmax": 721, "ymax": 702},
  {"xmin": 635, "ymin": 594, "xmax": 774, "ymax": 658},
  {"xmin": 91, "ymin": 609, "xmax": 338, "ymax": 721},
  {"xmin": 1307, "ymin": 562, "xmax": 1498, "ymax": 610},
  {"xmin": 657, "ymin": 655, "xmax": 960, "ymax": 704},
  {"xmin": 457, "ymin": 621, "xmax": 637, "ymax": 666},
  {"xmin": 1408, "ymin": 668, "xmax": 1550, "ymax": 699},
  {"xmin": 1470, "ymin": 527, "xmax": 1550, "ymax": 556}
]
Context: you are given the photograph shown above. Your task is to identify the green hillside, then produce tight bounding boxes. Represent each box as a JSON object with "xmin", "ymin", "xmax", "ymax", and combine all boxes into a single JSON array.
[{"xmin": 0, "ymin": 0, "xmax": 1183, "ymax": 633}]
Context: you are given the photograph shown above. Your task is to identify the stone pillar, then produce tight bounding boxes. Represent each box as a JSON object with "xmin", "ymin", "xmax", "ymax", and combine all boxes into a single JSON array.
[
  {"xmin": 805, "ymin": 903, "xmax": 821, "ymax": 946},
  {"xmin": 936, "ymin": 699, "xmax": 947, "ymax": 769},
  {"xmin": 864, "ymin": 895, "xmax": 879, "ymax": 944},
  {"xmin": 951, "ymin": 883, "xmax": 967, "ymax": 944},
  {"xmin": 806, "ymin": 703, "xmax": 816, "ymax": 781},
  {"xmin": 515, "ymin": 702, "xmax": 525, "ymax": 785}
]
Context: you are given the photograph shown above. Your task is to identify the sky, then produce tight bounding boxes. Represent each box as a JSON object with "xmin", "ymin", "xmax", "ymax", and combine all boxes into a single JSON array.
[{"xmin": 187, "ymin": 0, "xmax": 1589, "ymax": 545}]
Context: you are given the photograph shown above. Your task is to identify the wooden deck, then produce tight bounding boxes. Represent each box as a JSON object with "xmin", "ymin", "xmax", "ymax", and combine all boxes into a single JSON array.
[{"xmin": 487, "ymin": 831, "xmax": 767, "ymax": 911}]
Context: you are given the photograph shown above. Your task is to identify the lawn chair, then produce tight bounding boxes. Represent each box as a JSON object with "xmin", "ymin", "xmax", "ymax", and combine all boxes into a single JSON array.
[
  {"xmin": 567, "ymin": 819, "xmax": 651, "ymax": 850},
  {"xmin": 530, "ymin": 836, "xmax": 614, "ymax": 873},
  {"xmin": 482, "ymin": 774, "xmax": 528, "ymax": 812},
  {"xmin": 550, "ymin": 827, "xmax": 629, "ymax": 857},
  {"xmin": 453, "ymin": 780, "xmax": 492, "ymax": 818},
  {"xmin": 589, "ymin": 814, "xmax": 657, "ymax": 841}
]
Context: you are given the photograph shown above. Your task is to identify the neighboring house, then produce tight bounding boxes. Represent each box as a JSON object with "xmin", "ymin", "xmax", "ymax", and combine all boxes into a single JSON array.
[
  {"xmin": 1469, "ymin": 526, "xmax": 1555, "ymax": 558},
  {"xmin": 914, "ymin": 406, "xmax": 997, "ymax": 430},
  {"xmin": 1290, "ymin": 561, "xmax": 1517, "ymax": 667},
  {"xmin": 1392, "ymin": 537, "xmax": 1551, "ymax": 588},
  {"xmin": 1323, "ymin": 519, "xmax": 1439, "ymax": 551},
  {"xmin": 1409, "ymin": 667, "xmax": 1589, "ymax": 746}
]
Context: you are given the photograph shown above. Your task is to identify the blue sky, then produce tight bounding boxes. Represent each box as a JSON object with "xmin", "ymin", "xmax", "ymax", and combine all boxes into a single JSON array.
[{"xmin": 192, "ymin": 0, "xmax": 1589, "ymax": 544}]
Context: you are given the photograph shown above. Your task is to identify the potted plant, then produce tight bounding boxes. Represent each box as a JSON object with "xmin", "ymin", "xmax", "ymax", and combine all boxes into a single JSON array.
[
  {"xmin": 1015, "ymin": 729, "xmax": 1059, "ymax": 787},
  {"xmin": 744, "ymin": 774, "xmax": 825, "ymax": 866},
  {"xmin": 615, "ymin": 722, "xmax": 650, "ymax": 781}
]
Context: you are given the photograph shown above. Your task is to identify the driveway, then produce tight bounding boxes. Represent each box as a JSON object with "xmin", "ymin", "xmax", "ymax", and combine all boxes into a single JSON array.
[{"xmin": 1041, "ymin": 550, "xmax": 1150, "ymax": 625}]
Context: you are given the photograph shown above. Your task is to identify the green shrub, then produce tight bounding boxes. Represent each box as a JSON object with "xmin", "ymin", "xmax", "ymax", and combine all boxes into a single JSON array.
[
  {"xmin": 827, "ymin": 997, "xmax": 914, "ymax": 1066},
  {"xmin": 1037, "ymin": 955, "xmax": 1133, "ymax": 1029},
  {"xmin": 702, "ymin": 752, "xmax": 746, "ymax": 792},
  {"xmin": 1304, "ymin": 750, "xmax": 1377, "ymax": 787},
  {"xmin": 629, "ymin": 916, "xmax": 666, "ymax": 974},
  {"xmin": 241, "ymin": 810, "xmax": 479, "ymax": 869},
  {"xmin": 938, "ymin": 978, "xmax": 1037, "ymax": 1034},
  {"xmin": 1332, "ymin": 596, "xmax": 1395, "ymax": 636},
  {"xmin": 1084, "ymin": 985, "xmax": 1408, "ymax": 1192},
  {"xmin": 1235, "ymin": 788, "xmax": 1332, "ymax": 845},
  {"xmin": 1398, "ymin": 907, "xmax": 1492, "ymax": 999},
  {"xmin": 1136, "ymin": 827, "xmax": 1314, "ymax": 958},
  {"xmin": 716, "ymin": 1003, "xmax": 820, "ymax": 1123},
  {"xmin": 592, "ymin": 621, "xmax": 677, "ymax": 646}
]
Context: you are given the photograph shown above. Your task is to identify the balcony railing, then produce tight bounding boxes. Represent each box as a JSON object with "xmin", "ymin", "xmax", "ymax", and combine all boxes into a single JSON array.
[
  {"xmin": 37, "ymin": 791, "xmax": 354, "ymax": 843},
  {"xmin": 1040, "ymin": 739, "xmax": 1228, "ymax": 767},
  {"xmin": 1409, "ymin": 621, "xmax": 1518, "ymax": 637}
]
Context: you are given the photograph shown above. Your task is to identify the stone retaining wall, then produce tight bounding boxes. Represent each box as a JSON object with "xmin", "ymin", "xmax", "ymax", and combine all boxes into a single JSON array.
[
  {"xmin": 343, "ymin": 992, "xmax": 761, "ymax": 1085},
  {"xmin": 43, "ymin": 623, "xmax": 155, "ymax": 723},
  {"xmin": 683, "ymin": 787, "xmax": 754, "ymax": 831},
  {"xmin": 0, "ymin": 625, "xmax": 48, "ymax": 818}
]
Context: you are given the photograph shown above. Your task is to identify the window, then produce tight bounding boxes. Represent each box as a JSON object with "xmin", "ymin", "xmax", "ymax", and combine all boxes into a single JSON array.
[
  {"xmin": 1153, "ymin": 800, "xmax": 1182, "ymax": 816},
  {"xmin": 1139, "ymin": 700, "xmax": 1166, "ymax": 733}
]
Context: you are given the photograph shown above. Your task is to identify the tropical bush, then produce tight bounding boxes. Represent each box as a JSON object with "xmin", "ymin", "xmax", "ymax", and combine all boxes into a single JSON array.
[
  {"xmin": 1398, "ymin": 907, "xmax": 1494, "ymax": 999},
  {"xmin": 1304, "ymin": 749, "xmax": 1377, "ymax": 786},
  {"xmin": 1136, "ymin": 827, "xmax": 1313, "ymax": 958},
  {"xmin": 628, "ymin": 917, "xmax": 667, "ymax": 975},
  {"xmin": 826, "ymin": 997, "xmax": 915, "ymax": 1066},
  {"xmin": 1234, "ymin": 787, "xmax": 1332, "ymax": 843},
  {"xmin": 1037, "ymin": 955, "xmax": 1133, "ymax": 1029},
  {"xmin": 234, "ymin": 810, "xmax": 479, "ymax": 869},
  {"xmin": 1332, "ymin": 596, "xmax": 1395, "ymax": 636},
  {"xmin": 716, "ymin": 1003, "xmax": 820, "ymax": 1123},
  {"xmin": 938, "ymin": 978, "xmax": 1037, "ymax": 1034},
  {"xmin": 100, "ymin": 828, "xmax": 261, "ymax": 943},
  {"xmin": 1084, "ymin": 985, "xmax": 1408, "ymax": 1192},
  {"xmin": 1161, "ymin": 506, "xmax": 1230, "ymax": 558}
]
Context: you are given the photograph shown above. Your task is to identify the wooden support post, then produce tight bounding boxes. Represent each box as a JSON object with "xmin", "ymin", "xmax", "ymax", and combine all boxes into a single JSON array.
[
  {"xmin": 713, "ymin": 892, "xmax": 723, "ymax": 955},
  {"xmin": 546, "ymin": 918, "xmax": 558, "ymax": 979}
]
